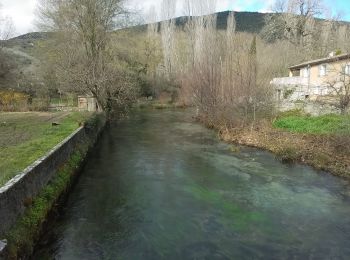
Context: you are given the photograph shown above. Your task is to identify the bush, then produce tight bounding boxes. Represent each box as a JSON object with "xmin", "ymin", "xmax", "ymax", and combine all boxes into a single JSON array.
[
  {"xmin": 0, "ymin": 90, "xmax": 29, "ymax": 111},
  {"xmin": 283, "ymin": 89, "xmax": 295, "ymax": 99},
  {"xmin": 275, "ymin": 109, "xmax": 304, "ymax": 119},
  {"xmin": 275, "ymin": 146, "xmax": 301, "ymax": 163}
]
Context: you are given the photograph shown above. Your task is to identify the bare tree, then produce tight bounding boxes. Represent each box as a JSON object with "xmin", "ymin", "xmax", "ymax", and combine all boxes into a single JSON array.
[
  {"xmin": 0, "ymin": 4, "xmax": 17, "ymax": 91},
  {"xmin": 176, "ymin": 8, "xmax": 274, "ymax": 126},
  {"xmin": 263, "ymin": 0, "xmax": 324, "ymax": 48},
  {"xmin": 318, "ymin": 16, "xmax": 350, "ymax": 57},
  {"xmin": 160, "ymin": 0, "xmax": 178, "ymax": 79},
  {"xmin": 0, "ymin": 3, "xmax": 15, "ymax": 41},
  {"xmin": 272, "ymin": 0, "xmax": 287, "ymax": 13},
  {"xmin": 222, "ymin": 11, "xmax": 236, "ymax": 102},
  {"xmin": 324, "ymin": 65, "xmax": 350, "ymax": 114},
  {"xmin": 37, "ymin": 0, "xmax": 137, "ymax": 116},
  {"xmin": 141, "ymin": 6, "xmax": 163, "ymax": 97}
]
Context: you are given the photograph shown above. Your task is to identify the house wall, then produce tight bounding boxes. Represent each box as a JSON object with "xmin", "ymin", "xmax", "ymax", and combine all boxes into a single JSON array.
[
  {"xmin": 78, "ymin": 97, "xmax": 88, "ymax": 111},
  {"xmin": 307, "ymin": 59, "xmax": 349, "ymax": 87},
  {"xmin": 78, "ymin": 96, "xmax": 100, "ymax": 112}
]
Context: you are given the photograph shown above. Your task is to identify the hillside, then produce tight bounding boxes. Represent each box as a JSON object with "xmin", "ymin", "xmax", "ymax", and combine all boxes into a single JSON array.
[
  {"xmin": 127, "ymin": 11, "xmax": 269, "ymax": 34},
  {"xmin": 179, "ymin": 11, "xmax": 268, "ymax": 33},
  {"xmin": 1, "ymin": 10, "xmax": 350, "ymax": 91},
  {"xmin": 5, "ymin": 10, "xmax": 350, "ymax": 59},
  {"xmin": 4, "ymin": 10, "xmax": 350, "ymax": 52},
  {"xmin": 2, "ymin": 11, "xmax": 269, "ymax": 49}
]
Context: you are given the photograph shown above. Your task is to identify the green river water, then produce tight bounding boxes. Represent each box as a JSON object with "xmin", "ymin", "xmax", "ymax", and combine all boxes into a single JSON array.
[{"xmin": 34, "ymin": 109, "xmax": 350, "ymax": 259}]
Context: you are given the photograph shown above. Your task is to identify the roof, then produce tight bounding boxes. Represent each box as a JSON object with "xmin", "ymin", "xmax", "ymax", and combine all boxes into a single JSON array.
[{"xmin": 289, "ymin": 53, "xmax": 350, "ymax": 70}]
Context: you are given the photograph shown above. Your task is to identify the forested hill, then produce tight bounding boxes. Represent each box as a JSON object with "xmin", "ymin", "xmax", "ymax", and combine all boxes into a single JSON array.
[
  {"xmin": 5, "ymin": 10, "xmax": 350, "ymax": 48},
  {"xmin": 173, "ymin": 11, "xmax": 268, "ymax": 33},
  {"xmin": 1, "ymin": 11, "xmax": 268, "ymax": 59},
  {"xmin": 126, "ymin": 10, "xmax": 350, "ymax": 35},
  {"xmin": 218, "ymin": 11, "xmax": 267, "ymax": 32},
  {"xmin": 129, "ymin": 11, "xmax": 269, "ymax": 34}
]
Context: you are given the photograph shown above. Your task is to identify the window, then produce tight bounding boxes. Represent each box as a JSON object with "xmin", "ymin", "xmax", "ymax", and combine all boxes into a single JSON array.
[
  {"xmin": 302, "ymin": 67, "xmax": 310, "ymax": 78},
  {"xmin": 315, "ymin": 86, "xmax": 321, "ymax": 95},
  {"xmin": 319, "ymin": 64, "xmax": 327, "ymax": 77},
  {"xmin": 345, "ymin": 64, "xmax": 350, "ymax": 75},
  {"xmin": 292, "ymin": 70, "xmax": 300, "ymax": 77}
]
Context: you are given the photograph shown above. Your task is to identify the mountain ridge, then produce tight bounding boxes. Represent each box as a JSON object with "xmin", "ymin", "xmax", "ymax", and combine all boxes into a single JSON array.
[{"xmin": 5, "ymin": 10, "xmax": 350, "ymax": 44}]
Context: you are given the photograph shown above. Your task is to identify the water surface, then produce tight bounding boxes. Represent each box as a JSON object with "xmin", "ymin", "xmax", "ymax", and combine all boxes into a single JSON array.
[{"xmin": 35, "ymin": 109, "xmax": 350, "ymax": 259}]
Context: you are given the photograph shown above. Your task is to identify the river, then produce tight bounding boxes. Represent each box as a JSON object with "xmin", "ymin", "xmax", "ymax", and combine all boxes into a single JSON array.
[{"xmin": 34, "ymin": 109, "xmax": 350, "ymax": 259}]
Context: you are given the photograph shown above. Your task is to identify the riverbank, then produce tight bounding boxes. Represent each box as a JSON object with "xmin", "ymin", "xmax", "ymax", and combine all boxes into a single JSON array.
[
  {"xmin": 0, "ymin": 112, "xmax": 91, "ymax": 186},
  {"xmin": 136, "ymin": 105, "xmax": 349, "ymax": 178},
  {"xmin": 0, "ymin": 113, "xmax": 106, "ymax": 259},
  {"xmin": 29, "ymin": 109, "xmax": 350, "ymax": 259},
  {"xmin": 136, "ymin": 100, "xmax": 187, "ymax": 110},
  {"xmin": 217, "ymin": 115, "xmax": 350, "ymax": 178}
]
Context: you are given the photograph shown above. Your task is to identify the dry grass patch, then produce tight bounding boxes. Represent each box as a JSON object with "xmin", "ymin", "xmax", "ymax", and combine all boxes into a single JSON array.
[{"xmin": 219, "ymin": 119, "xmax": 350, "ymax": 178}]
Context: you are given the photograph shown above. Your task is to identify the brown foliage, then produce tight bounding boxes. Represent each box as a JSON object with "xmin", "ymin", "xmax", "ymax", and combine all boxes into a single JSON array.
[
  {"xmin": 0, "ymin": 90, "xmax": 29, "ymax": 111},
  {"xmin": 220, "ymin": 122, "xmax": 350, "ymax": 177}
]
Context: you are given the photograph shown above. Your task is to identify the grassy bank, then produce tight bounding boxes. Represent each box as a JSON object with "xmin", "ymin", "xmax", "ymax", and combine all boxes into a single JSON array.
[
  {"xmin": 219, "ymin": 113, "xmax": 350, "ymax": 178},
  {"xmin": 0, "ymin": 112, "xmax": 90, "ymax": 186},
  {"xmin": 2, "ymin": 113, "xmax": 106, "ymax": 259},
  {"xmin": 273, "ymin": 112, "xmax": 350, "ymax": 135}
]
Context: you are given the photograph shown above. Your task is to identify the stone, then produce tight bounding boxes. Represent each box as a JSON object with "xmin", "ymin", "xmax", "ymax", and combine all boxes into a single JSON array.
[{"xmin": 0, "ymin": 239, "xmax": 7, "ymax": 253}]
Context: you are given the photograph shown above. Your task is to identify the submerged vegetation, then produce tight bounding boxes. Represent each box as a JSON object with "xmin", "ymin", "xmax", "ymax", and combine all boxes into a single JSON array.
[
  {"xmin": 5, "ymin": 151, "xmax": 85, "ymax": 259},
  {"xmin": 187, "ymin": 184, "xmax": 265, "ymax": 232}
]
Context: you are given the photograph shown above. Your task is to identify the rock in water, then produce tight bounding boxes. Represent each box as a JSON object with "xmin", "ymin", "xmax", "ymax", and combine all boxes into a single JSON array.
[{"xmin": 0, "ymin": 239, "xmax": 7, "ymax": 254}]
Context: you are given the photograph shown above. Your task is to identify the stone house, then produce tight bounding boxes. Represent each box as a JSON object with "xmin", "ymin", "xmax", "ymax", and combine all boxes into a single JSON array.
[
  {"xmin": 78, "ymin": 96, "xmax": 101, "ymax": 112},
  {"xmin": 271, "ymin": 53, "xmax": 350, "ymax": 113}
]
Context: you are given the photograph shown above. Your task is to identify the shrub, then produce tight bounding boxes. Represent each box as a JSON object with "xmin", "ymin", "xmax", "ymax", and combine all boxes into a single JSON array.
[
  {"xmin": 283, "ymin": 89, "xmax": 295, "ymax": 99},
  {"xmin": 275, "ymin": 146, "xmax": 301, "ymax": 163},
  {"xmin": 275, "ymin": 109, "xmax": 304, "ymax": 119},
  {"xmin": 0, "ymin": 90, "xmax": 29, "ymax": 111}
]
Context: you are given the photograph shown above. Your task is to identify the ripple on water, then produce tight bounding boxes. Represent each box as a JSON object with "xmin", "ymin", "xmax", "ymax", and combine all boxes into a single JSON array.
[
  {"xmin": 181, "ymin": 241, "xmax": 230, "ymax": 260},
  {"xmin": 33, "ymin": 109, "xmax": 350, "ymax": 260}
]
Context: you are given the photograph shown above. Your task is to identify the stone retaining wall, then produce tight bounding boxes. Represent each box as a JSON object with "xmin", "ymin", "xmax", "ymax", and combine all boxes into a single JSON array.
[{"xmin": 0, "ymin": 115, "xmax": 105, "ymax": 237}]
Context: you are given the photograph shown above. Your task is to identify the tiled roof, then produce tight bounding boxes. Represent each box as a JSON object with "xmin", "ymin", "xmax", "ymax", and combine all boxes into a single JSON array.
[{"xmin": 289, "ymin": 53, "xmax": 350, "ymax": 70}]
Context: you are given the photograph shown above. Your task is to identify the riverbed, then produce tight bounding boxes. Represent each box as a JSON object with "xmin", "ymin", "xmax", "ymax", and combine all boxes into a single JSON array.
[{"xmin": 34, "ymin": 109, "xmax": 350, "ymax": 259}]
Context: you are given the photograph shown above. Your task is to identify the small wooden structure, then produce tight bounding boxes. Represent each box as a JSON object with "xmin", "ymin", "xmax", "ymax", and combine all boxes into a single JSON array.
[{"xmin": 78, "ymin": 96, "xmax": 100, "ymax": 112}]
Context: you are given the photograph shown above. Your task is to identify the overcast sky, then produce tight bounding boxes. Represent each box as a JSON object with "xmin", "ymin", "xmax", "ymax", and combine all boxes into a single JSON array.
[{"xmin": 1, "ymin": 0, "xmax": 350, "ymax": 37}]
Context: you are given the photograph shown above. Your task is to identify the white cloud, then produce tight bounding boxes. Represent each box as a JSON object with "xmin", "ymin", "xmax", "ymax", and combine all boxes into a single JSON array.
[
  {"xmin": 127, "ymin": 0, "xmax": 232, "ymax": 23},
  {"xmin": 0, "ymin": 0, "xmax": 37, "ymax": 36}
]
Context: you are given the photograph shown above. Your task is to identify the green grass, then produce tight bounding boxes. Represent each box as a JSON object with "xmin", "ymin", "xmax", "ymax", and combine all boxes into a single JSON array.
[
  {"xmin": 0, "ymin": 112, "xmax": 91, "ymax": 186},
  {"xmin": 273, "ymin": 113, "xmax": 350, "ymax": 134}
]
